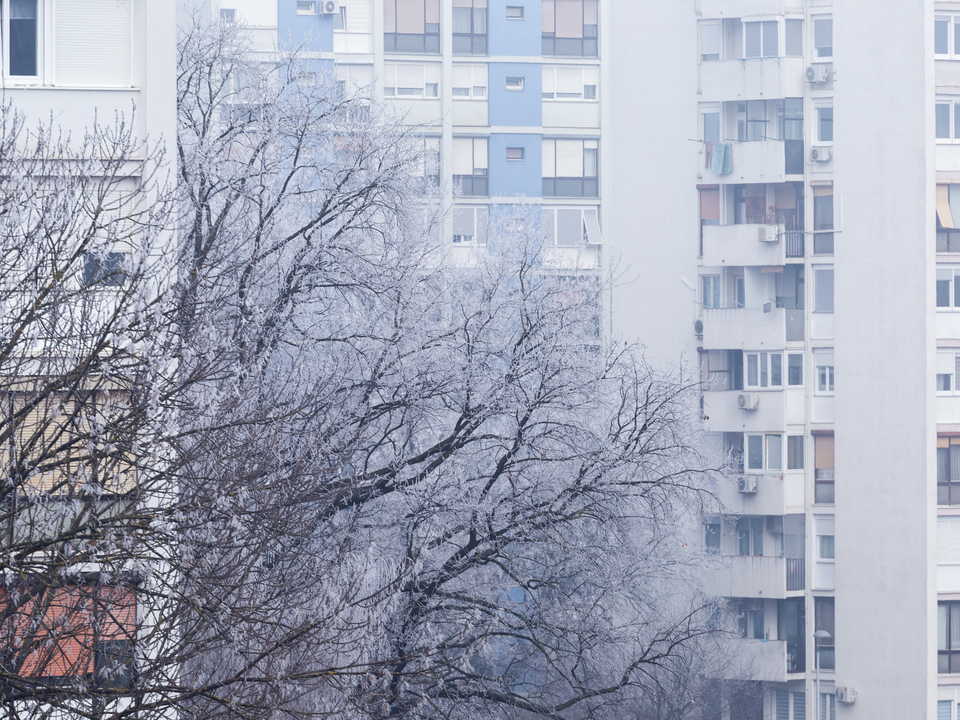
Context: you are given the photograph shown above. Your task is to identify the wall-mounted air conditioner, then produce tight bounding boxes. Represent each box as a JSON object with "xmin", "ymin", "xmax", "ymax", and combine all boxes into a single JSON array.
[
  {"xmin": 811, "ymin": 147, "xmax": 832, "ymax": 163},
  {"xmin": 321, "ymin": 0, "xmax": 338, "ymax": 14},
  {"xmin": 737, "ymin": 475, "xmax": 758, "ymax": 493},
  {"xmin": 737, "ymin": 392, "xmax": 759, "ymax": 410},
  {"xmin": 758, "ymin": 225, "xmax": 778, "ymax": 243},
  {"xmin": 836, "ymin": 687, "xmax": 857, "ymax": 704},
  {"xmin": 805, "ymin": 65, "xmax": 829, "ymax": 83}
]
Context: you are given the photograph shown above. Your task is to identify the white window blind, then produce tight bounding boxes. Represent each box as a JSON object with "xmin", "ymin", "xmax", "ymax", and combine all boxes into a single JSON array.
[
  {"xmin": 348, "ymin": 0, "xmax": 372, "ymax": 32},
  {"xmin": 453, "ymin": 138, "xmax": 474, "ymax": 175},
  {"xmin": 775, "ymin": 691, "xmax": 789, "ymax": 720},
  {"xmin": 556, "ymin": 140, "xmax": 582, "ymax": 177},
  {"xmin": 939, "ymin": 700, "xmax": 952, "ymax": 720},
  {"xmin": 55, "ymin": 0, "xmax": 132, "ymax": 87},
  {"xmin": 700, "ymin": 21, "xmax": 720, "ymax": 58},
  {"xmin": 542, "ymin": 139, "xmax": 556, "ymax": 177},
  {"xmin": 793, "ymin": 692, "xmax": 806, "ymax": 720},
  {"xmin": 556, "ymin": 67, "xmax": 580, "ymax": 97},
  {"xmin": 939, "ymin": 518, "xmax": 960, "ymax": 564},
  {"xmin": 473, "ymin": 137, "xmax": 488, "ymax": 170}
]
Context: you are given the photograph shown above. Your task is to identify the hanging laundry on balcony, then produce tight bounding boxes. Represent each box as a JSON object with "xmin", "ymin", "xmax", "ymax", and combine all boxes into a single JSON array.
[
  {"xmin": 705, "ymin": 141, "xmax": 713, "ymax": 170},
  {"xmin": 711, "ymin": 142, "xmax": 732, "ymax": 175}
]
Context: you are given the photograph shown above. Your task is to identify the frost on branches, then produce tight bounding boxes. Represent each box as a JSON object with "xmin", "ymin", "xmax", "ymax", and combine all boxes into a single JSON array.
[{"xmin": 0, "ymin": 17, "xmax": 720, "ymax": 720}]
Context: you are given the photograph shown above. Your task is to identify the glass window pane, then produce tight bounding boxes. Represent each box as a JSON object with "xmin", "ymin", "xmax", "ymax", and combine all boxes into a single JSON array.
[
  {"xmin": 952, "ymin": 604, "xmax": 960, "ymax": 649},
  {"xmin": 955, "ymin": 20, "xmax": 960, "ymax": 57},
  {"xmin": 767, "ymin": 434, "xmax": 782, "ymax": 470},
  {"xmin": 814, "ymin": 18, "xmax": 832, "ymax": 56},
  {"xmin": 744, "ymin": 22, "xmax": 761, "ymax": 58},
  {"xmin": 939, "ymin": 279, "xmax": 952, "ymax": 307},
  {"xmin": 819, "ymin": 534, "xmax": 835, "ymax": 559},
  {"xmin": 818, "ymin": 107, "xmax": 833, "ymax": 142},
  {"xmin": 771, "ymin": 353, "xmax": 782, "ymax": 386},
  {"xmin": 788, "ymin": 353, "xmax": 803, "ymax": 385},
  {"xmin": 785, "ymin": 19, "xmax": 802, "ymax": 56},
  {"xmin": 9, "ymin": 0, "xmax": 38, "ymax": 76},
  {"xmin": 748, "ymin": 435, "xmax": 763, "ymax": 470},
  {"xmin": 939, "ymin": 104, "xmax": 953, "ymax": 140},
  {"xmin": 938, "ymin": 19, "xmax": 950, "ymax": 54},
  {"xmin": 815, "ymin": 269, "xmax": 834, "ymax": 313},
  {"xmin": 787, "ymin": 436, "xmax": 804, "ymax": 470},
  {"xmin": 701, "ymin": 22, "xmax": 720, "ymax": 59},
  {"xmin": 452, "ymin": 6, "xmax": 472, "ymax": 33},
  {"xmin": 941, "ymin": 604, "xmax": 949, "ymax": 650},
  {"xmin": 703, "ymin": 112, "xmax": 720, "ymax": 143},
  {"xmin": 762, "ymin": 21, "xmax": 778, "ymax": 57},
  {"xmin": 760, "ymin": 352, "xmax": 769, "ymax": 387},
  {"xmin": 747, "ymin": 353, "xmax": 759, "ymax": 386}
]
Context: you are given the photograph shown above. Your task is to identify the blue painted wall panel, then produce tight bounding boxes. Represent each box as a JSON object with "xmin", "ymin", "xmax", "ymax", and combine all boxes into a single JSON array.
[
  {"xmin": 488, "ymin": 0, "xmax": 541, "ymax": 57},
  {"xmin": 488, "ymin": 62, "xmax": 541, "ymax": 127},
  {"xmin": 488, "ymin": 133, "xmax": 542, "ymax": 198},
  {"xmin": 278, "ymin": 2, "xmax": 334, "ymax": 52}
]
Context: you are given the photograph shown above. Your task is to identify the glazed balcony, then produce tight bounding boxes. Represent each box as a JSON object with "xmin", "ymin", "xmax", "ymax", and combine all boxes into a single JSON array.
[
  {"xmin": 700, "ymin": 57, "xmax": 805, "ymax": 103},
  {"xmin": 701, "ymin": 139, "xmax": 804, "ymax": 184}
]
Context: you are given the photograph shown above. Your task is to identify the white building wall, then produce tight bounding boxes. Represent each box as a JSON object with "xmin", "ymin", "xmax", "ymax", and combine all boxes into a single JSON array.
[{"xmin": 833, "ymin": 0, "xmax": 936, "ymax": 717}]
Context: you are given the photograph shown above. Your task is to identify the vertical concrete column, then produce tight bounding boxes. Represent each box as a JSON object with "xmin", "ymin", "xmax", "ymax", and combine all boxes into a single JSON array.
[{"xmin": 833, "ymin": 0, "xmax": 936, "ymax": 717}]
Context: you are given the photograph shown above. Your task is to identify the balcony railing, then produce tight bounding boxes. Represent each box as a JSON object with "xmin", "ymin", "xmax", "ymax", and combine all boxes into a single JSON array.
[
  {"xmin": 785, "ymin": 557, "xmax": 804, "ymax": 591},
  {"xmin": 787, "ymin": 638, "xmax": 805, "ymax": 673},
  {"xmin": 784, "ymin": 230, "xmax": 804, "ymax": 258}
]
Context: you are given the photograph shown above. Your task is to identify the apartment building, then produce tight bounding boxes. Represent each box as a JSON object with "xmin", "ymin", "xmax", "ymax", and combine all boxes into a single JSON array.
[
  {"xmin": 210, "ymin": 0, "xmax": 609, "ymax": 283},
  {"xmin": 611, "ymin": 1, "xmax": 937, "ymax": 719},
  {"xmin": 0, "ymin": 0, "xmax": 177, "ymax": 702}
]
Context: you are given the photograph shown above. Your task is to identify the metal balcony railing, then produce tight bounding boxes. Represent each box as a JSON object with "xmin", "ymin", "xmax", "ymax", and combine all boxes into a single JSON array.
[
  {"xmin": 785, "ymin": 557, "xmax": 804, "ymax": 591},
  {"xmin": 784, "ymin": 230, "xmax": 804, "ymax": 258}
]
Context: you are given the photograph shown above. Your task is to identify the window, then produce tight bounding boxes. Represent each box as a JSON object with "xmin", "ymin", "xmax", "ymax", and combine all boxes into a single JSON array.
[
  {"xmin": 542, "ymin": 139, "xmax": 598, "ymax": 197},
  {"xmin": 412, "ymin": 136, "xmax": 441, "ymax": 190},
  {"xmin": 383, "ymin": 63, "xmax": 440, "ymax": 98},
  {"xmin": 704, "ymin": 518, "xmax": 721, "ymax": 554},
  {"xmin": 819, "ymin": 693, "xmax": 836, "ymax": 720},
  {"xmin": 334, "ymin": 5, "xmax": 347, "ymax": 29},
  {"xmin": 745, "ymin": 352, "xmax": 782, "ymax": 389},
  {"xmin": 95, "ymin": 639, "xmax": 134, "ymax": 689},
  {"xmin": 815, "ymin": 597, "xmax": 835, "ymax": 670},
  {"xmin": 743, "ymin": 21, "xmax": 778, "ymax": 59},
  {"xmin": 702, "ymin": 275, "xmax": 720, "ymax": 309},
  {"xmin": 745, "ymin": 433, "xmax": 783, "ymax": 471},
  {"xmin": 8, "ymin": 0, "xmax": 38, "ymax": 77},
  {"xmin": 542, "ymin": 66, "xmax": 598, "ymax": 101},
  {"xmin": 815, "ymin": 515, "xmax": 835, "ymax": 589},
  {"xmin": 938, "ymin": 437, "xmax": 960, "ymax": 505},
  {"xmin": 938, "ymin": 184, "xmax": 960, "ymax": 251},
  {"xmin": 814, "ymin": 267, "xmax": 834, "ymax": 313},
  {"xmin": 940, "ymin": 701, "xmax": 953, "ymax": 720},
  {"xmin": 787, "ymin": 436, "xmax": 804, "ymax": 470},
  {"xmin": 736, "ymin": 598, "xmax": 764, "ymax": 639},
  {"xmin": 813, "ymin": 16, "xmax": 832, "ymax": 59},
  {"xmin": 813, "ymin": 185, "xmax": 834, "ymax": 254},
  {"xmin": 817, "ymin": 106, "xmax": 833, "ymax": 143},
  {"xmin": 776, "ymin": 692, "xmax": 807, "ymax": 720},
  {"xmin": 813, "ymin": 349, "xmax": 833, "ymax": 395},
  {"xmin": 297, "ymin": 1, "xmax": 316, "ymax": 13},
  {"xmin": 936, "ymin": 100, "xmax": 960, "ymax": 142},
  {"xmin": 541, "ymin": 207, "xmax": 601, "ymax": 246},
  {"xmin": 506, "ymin": 6, "xmax": 524, "ymax": 19},
  {"xmin": 787, "ymin": 353, "xmax": 803, "ymax": 386},
  {"xmin": 82, "ymin": 252, "xmax": 126, "ymax": 288},
  {"xmin": 701, "ymin": 104, "xmax": 720, "ymax": 143},
  {"xmin": 453, "ymin": 0, "xmax": 487, "ymax": 55},
  {"xmin": 384, "ymin": 0, "xmax": 440, "ymax": 54},
  {"xmin": 452, "ymin": 64, "xmax": 487, "ymax": 99},
  {"xmin": 452, "ymin": 205, "xmax": 488, "ymax": 244},
  {"xmin": 453, "ymin": 137, "xmax": 488, "ymax": 196},
  {"xmin": 815, "ymin": 434, "xmax": 834, "ymax": 504},
  {"xmin": 935, "ymin": 15, "xmax": 960, "ymax": 56},
  {"xmin": 542, "ymin": 0, "xmax": 598, "ymax": 57},
  {"xmin": 736, "ymin": 101, "xmax": 768, "ymax": 142},
  {"xmin": 220, "ymin": 8, "xmax": 236, "ymax": 22},
  {"xmin": 736, "ymin": 517, "xmax": 764, "ymax": 556},
  {"xmin": 785, "ymin": 19, "xmax": 803, "ymax": 57},
  {"xmin": 506, "ymin": 147, "xmax": 525, "ymax": 161},
  {"xmin": 700, "ymin": 20, "xmax": 720, "ymax": 61},
  {"xmin": 937, "ymin": 268, "xmax": 960, "ymax": 309},
  {"xmin": 506, "ymin": 76, "xmax": 524, "ymax": 91},
  {"xmin": 938, "ymin": 353, "xmax": 960, "ymax": 396}
]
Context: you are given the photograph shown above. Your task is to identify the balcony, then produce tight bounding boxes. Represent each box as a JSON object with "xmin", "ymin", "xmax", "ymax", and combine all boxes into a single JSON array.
[
  {"xmin": 718, "ymin": 639, "xmax": 788, "ymax": 683},
  {"xmin": 705, "ymin": 555, "xmax": 787, "ymax": 599},
  {"xmin": 703, "ymin": 390, "xmax": 785, "ymax": 433},
  {"xmin": 702, "ymin": 224, "xmax": 785, "ymax": 267},
  {"xmin": 700, "ymin": 57, "xmax": 805, "ymax": 102},
  {"xmin": 702, "ymin": 140, "xmax": 804, "ymax": 184},
  {"xmin": 701, "ymin": 306, "xmax": 785, "ymax": 349},
  {"xmin": 715, "ymin": 472, "xmax": 786, "ymax": 515},
  {"xmin": 699, "ymin": 0, "xmax": 791, "ymax": 18}
]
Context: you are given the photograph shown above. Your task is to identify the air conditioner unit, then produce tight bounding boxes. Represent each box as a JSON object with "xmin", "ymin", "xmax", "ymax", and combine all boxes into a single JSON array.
[
  {"xmin": 836, "ymin": 687, "xmax": 857, "ymax": 704},
  {"xmin": 811, "ymin": 147, "xmax": 832, "ymax": 163},
  {"xmin": 737, "ymin": 475, "xmax": 758, "ymax": 493},
  {"xmin": 737, "ymin": 392, "xmax": 759, "ymax": 410},
  {"xmin": 805, "ymin": 65, "xmax": 829, "ymax": 83},
  {"xmin": 321, "ymin": 0, "xmax": 338, "ymax": 14},
  {"xmin": 694, "ymin": 319, "xmax": 704, "ymax": 335},
  {"xmin": 757, "ymin": 225, "xmax": 778, "ymax": 243}
]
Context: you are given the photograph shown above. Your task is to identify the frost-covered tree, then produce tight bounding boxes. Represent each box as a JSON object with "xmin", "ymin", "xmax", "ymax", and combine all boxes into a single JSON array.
[{"xmin": 0, "ymin": 17, "xmax": 719, "ymax": 720}]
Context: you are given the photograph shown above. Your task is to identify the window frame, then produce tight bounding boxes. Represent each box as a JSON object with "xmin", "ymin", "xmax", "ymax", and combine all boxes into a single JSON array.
[
  {"xmin": 541, "ymin": 206, "xmax": 602, "ymax": 247},
  {"xmin": 452, "ymin": 204, "xmax": 489, "ymax": 245},
  {"xmin": 816, "ymin": 105, "xmax": 834, "ymax": 145},
  {"xmin": 742, "ymin": 19, "xmax": 780, "ymax": 60},
  {"xmin": 384, "ymin": 0, "xmax": 441, "ymax": 55},
  {"xmin": 506, "ymin": 146, "xmax": 525, "ymax": 161},
  {"xmin": 936, "ymin": 98, "xmax": 960, "ymax": 143},
  {"xmin": 787, "ymin": 352, "xmax": 803, "ymax": 386},
  {"xmin": 814, "ymin": 514, "xmax": 835, "ymax": 590},
  {"xmin": 506, "ymin": 76, "xmax": 525, "ymax": 91},
  {"xmin": 452, "ymin": 0, "xmax": 487, "ymax": 55},
  {"xmin": 938, "ymin": 436, "xmax": 960, "ymax": 506},
  {"xmin": 812, "ymin": 15, "xmax": 833, "ymax": 61},
  {"xmin": 296, "ymin": 1, "xmax": 316, "ymax": 14},
  {"xmin": 940, "ymin": 601, "xmax": 960, "ymax": 674},
  {"xmin": 937, "ymin": 267, "xmax": 960, "ymax": 310},
  {"xmin": 506, "ymin": 6, "xmax": 524, "ymax": 20},
  {"xmin": 541, "ymin": 138, "xmax": 599, "ymax": 198},
  {"xmin": 542, "ymin": 65, "xmax": 599, "ymax": 102},
  {"xmin": 699, "ymin": 19, "xmax": 720, "ymax": 62},
  {"xmin": 451, "ymin": 63, "xmax": 487, "ymax": 100},
  {"xmin": 744, "ymin": 351, "xmax": 783, "ymax": 389},
  {"xmin": 4, "ymin": 0, "xmax": 41, "ymax": 84},
  {"xmin": 813, "ymin": 266, "xmax": 834, "ymax": 314},
  {"xmin": 383, "ymin": 62, "xmax": 441, "ymax": 99},
  {"xmin": 541, "ymin": 0, "xmax": 598, "ymax": 58},
  {"xmin": 814, "ymin": 433, "xmax": 834, "ymax": 505},
  {"xmin": 452, "ymin": 137, "xmax": 489, "ymax": 197},
  {"xmin": 935, "ymin": 15, "xmax": 960, "ymax": 57},
  {"xmin": 745, "ymin": 432, "xmax": 784, "ymax": 472}
]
